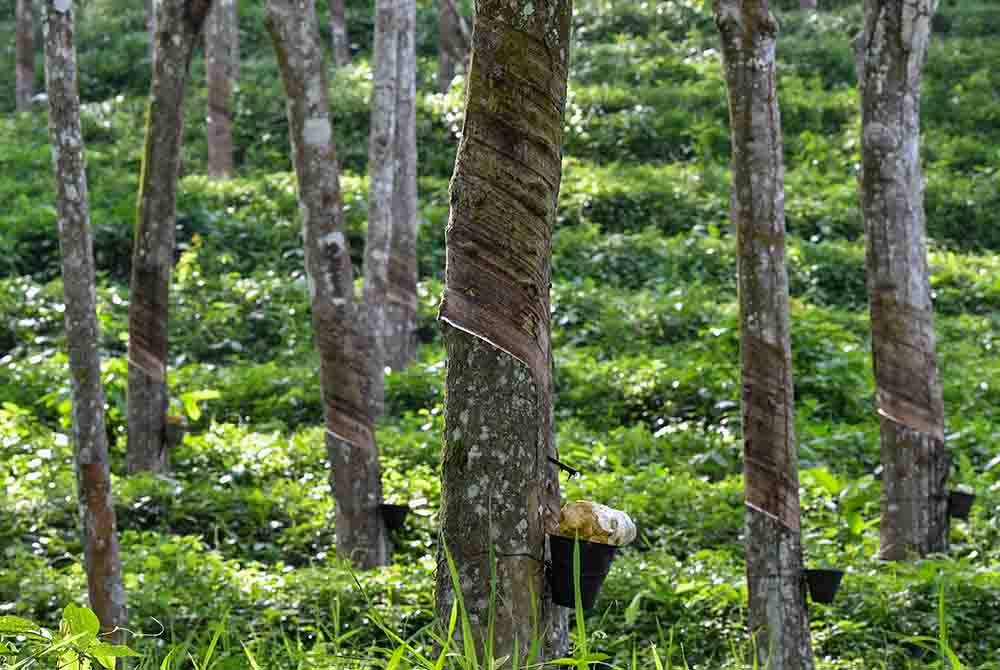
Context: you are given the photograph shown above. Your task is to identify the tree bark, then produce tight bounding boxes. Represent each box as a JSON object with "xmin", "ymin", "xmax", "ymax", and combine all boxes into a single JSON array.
[
  {"xmin": 16, "ymin": 0, "xmax": 35, "ymax": 112},
  {"xmin": 146, "ymin": 0, "xmax": 158, "ymax": 68},
  {"xmin": 329, "ymin": 0, "xmax": 350, "ymax": 67},
  {"xmin": 800, "ymin": 0, "xmax": 817, "ymax": 9},
  {"xmin": 437, "ymin": 0, "xmax": 470, "ymax": 94},
  {"xmin": 127, "ymin": 0, "xmax": 214, "ymax": 474},
  {"xmin": 43, "ymin": 0, "xmax": 127, "ymax": 641},
  {"xmin": 362, "ymin": 0, "xmax": 400, "ymax": 421},
  {"xmin": 206, "ymin": 0, "xmax": 238, "ymax": 179},
  {"xmin": 857, "ymin": 0, "xmax": 948, "ymax": 561},
  {"xmin": 435, "ymin": 0, "xmax": 572, "ymax": 660},
  {"xmin": 265, "ymin": 0, "xmax": 389, "ymax": 569},
  {"xmin": 386, "ymin": 0, "xmax": 419, "ymax": 372},
  {"xmin": 714, "ymin": 2, "xmax": 814, "ymax": 668}
]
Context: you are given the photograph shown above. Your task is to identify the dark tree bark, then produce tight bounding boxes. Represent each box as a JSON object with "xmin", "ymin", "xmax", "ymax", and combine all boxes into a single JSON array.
[
  {"xmin": 435, "ymin": 0, "xmax": 572, "ymax": 659},
  {"xmin": 206, "ymin": 0, "xmax": 238, "ymax": 179},
  {"xmin": 437, "ymin": 0, "xmax": 470, "ymax": 94},
  {"xmin": 386, "ymin": 0, "xmax": 419, "ymax": 371},
  {"xmin": 43, "ymin": 0, "xmax": 127, "ymax": 640},
  {"xmin": 329, "ymin": 0, "xmax": 350, "ymax": 67},
  {"xmin": 127, "ymin": 0, "xmax": 214, "ymax": 474},
  {"xmin": 714, "ymin": 1, "xmax": 814, "ymax": 668},
  {"xmin": 16, "ymin": 0, "xmax": 35, "ymax": 112},
  {"xmin": 857, "ymin": 0, "xmax": 948, "ymax": 561},
  {"xmin": 362, "ymin": 0, "xmax": 400, "ymax": 421},
  {"xmin": 265, "ymin": 0, "xmax": 389, "ymax": 569}
]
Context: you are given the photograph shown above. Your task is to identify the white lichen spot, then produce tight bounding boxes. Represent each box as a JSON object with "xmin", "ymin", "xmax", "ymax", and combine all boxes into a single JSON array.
[
  {"xmin": 304, "ymin": 117, "xmax": 332, "ymax": 147},
  {"xmin": 54, "ymin": 0, "xmax": 72, "ymax": 13},
  {"xmin": 467, "ymin": 483, "xmax": 480, "ymax": 498},
  {"xmin": 451, "ymin": 427, "xmax": 462, "ymax": 442}
]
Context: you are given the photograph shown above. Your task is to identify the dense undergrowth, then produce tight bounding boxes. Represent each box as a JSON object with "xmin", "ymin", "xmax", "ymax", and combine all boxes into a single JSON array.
[{"xmin": 2, "ymin": 0, "xmax": 1000, "ymax": 667}]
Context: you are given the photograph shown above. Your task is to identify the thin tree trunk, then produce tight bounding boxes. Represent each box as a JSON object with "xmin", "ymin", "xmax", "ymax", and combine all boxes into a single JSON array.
[
  {"xmin": 16, "ymin": 0, "xmax": 35, "ymax": 112},
  {"xmin": 800, "ymin": 0, "xmax": 817, "ymax": 9},
  {"xmin": 435, "ymin": 0, "xmax": 572, "ymax": 659},
  {"xmin": 127, "ymin": 0, "xmax": 214, "ymax": 474},
  {"xmin": 437, "ymin": 0, "xmax": 469, "ymax": 94},
  {"xmin": 265, "ymin": 0, "xmax": 389, "ymax": 569},
  {"xmin": 206, "ymin": 0, "xmax": 238, "ymax": 179},
  {"xmin": 714, "ymin": 1, "xmax": 814, "ymax": 668},
  {"xmin": 329, "ymin": 0, "xmax": 350, "ymax": 67},
  {"xmin": 43, "ymin": 0, "xmax": 127, "ymax": 640},
  {"xmin": 386, "ymin": 0, "xmax": 419, "ymax": 372},
  {"xmin": 362, "ymin": 0, "xmax": 400, "ymax": 421},
  {"xmin": 857, "ymin": 0, "xmax": 948, "ymax": 561},
  {"xmin": 146, "ymin": 0, "xmax": 158, "ymax": 67}
]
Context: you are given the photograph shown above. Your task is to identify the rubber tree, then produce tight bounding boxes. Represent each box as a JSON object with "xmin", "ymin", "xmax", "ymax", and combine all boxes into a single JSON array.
[
  {"xmin": 362, "ymin": 0, "xmax": 400, "ymax": 421},
  {"xmin": 127, "ymin": 0, "xmax": 214, "ymax": 474},
  {"xmin": 16, "ymin": 0, "xmax": 34, "ymax": 112},
  {"xmin": 43, "ymin": 0, "xmax": 127, "ymax": 639},
  {"xmin": 386, "ymin": 0, "xmax": 419, "ymax": 371},
  {"xmin": 801, "ymin": 0, "xmax": 817, "ymax": 9},
  {"xmin": 437, "ymin": 0, "xmax": 470, "ymax": 94},
  {"xmin": 857, "ymin": 0, "xmax": 948, "ymax": 560},
  {"xmin": 329, "ymin": 0, "xmax": 350, "ymax": 66},
  {"xmin": 714, "ymin": 1, "xmax": 814, "ymax": 668},
  {"xmin": 146, "ymin": 0, "xmax": 157, "ymax": 66},
  {"xmin": 206, "ymin": 0, "xmax": 238, "ymax": 179},
  {"xmin": 265, "ymin": 0, "xmax": 389, "ymax": 569},
  {"xmin": 435, "ymin": 0, "xmax": 572, "ymax": 659}
]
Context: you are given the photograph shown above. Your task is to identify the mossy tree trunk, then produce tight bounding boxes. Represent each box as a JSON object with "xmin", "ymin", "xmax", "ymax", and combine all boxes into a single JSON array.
[
  {"xmin": 857, "ymin": 0, "xmax": 948, "ymax": 561},
  {"xmin": 43, "ymin": 0, "xmax": 127, "ymax": 640},
  {"xmin": 329, "ymin": 0, "xmax": 350, "ymax": 66},
  {"xmin": 127, "ymin": 0, "xmax": 214, "ymax": 474},
  {"xmin": 435, "ymin": 0, "xmax": 572, "ymax": 660},
  {"xmin": 362, "ymin": 0, "xmax": 400, "ymax": 421},
  {"xmin": 265, "ymin": 0, "xmax": 389, "ymax": 569},
  {"xmin": 16, "ymin": 0, "xmax": 34, "ymax": 112},
  {"xmin": 206, "ymin": 0, "xmax": 238, "ymax": 179},
  {"xmin": 437, "ymin": 0, "xmax": 469, "ymax": 94},
  {"xmin": 714, "ymin": 1, "xmax": 814, "ymax": 668},
  {"xmin": 386, "ymin": 0, "xmax": 419, "ymax": 372}
]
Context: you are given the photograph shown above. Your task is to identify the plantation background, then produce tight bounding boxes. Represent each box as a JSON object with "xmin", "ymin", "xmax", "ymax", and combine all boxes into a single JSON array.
[{"xmin": 2, "ymin": 0, "xmax": 1000, "ymax": 667}]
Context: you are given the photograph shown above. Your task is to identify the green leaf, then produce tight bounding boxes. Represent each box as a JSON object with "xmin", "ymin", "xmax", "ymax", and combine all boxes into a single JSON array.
[
  {"xmin": 625, "ymin": 592, "xmax": 644, "ymax": 626},
  {"xmin": 62, "ymin": 605, "xmax": 100, "ymax": 638},
  {"xmin": 0, "ymin": 615, "xmax": 41, "ymax": 635},
  {"xmin": 90, "ymin": 643, "xmax": 140, "ymax": 670}
]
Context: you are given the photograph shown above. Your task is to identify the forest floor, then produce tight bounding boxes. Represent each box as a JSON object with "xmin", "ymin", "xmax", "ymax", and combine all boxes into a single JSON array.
[{"xmin": 2, "ymin": 0, "xmax": 1000, "ymax": 667}]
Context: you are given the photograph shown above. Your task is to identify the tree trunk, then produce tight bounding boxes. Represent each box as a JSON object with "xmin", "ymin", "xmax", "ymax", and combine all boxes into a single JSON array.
[
  {"xmin": 16, "ymin": 0, "xmax": 34, "ymax": 112},
  {"xmin": 362, "ymin": 0, "xmax": 400, "ymax": 421},
  {"xmin": 146, "ymin": 0, "xmax": 158, "ymax": 68},
  {"xmin": 386, "ymin": 0, "xmax": 419, "ymax": 372},
  {"xmin": 800, "ymin": 0, "xmax": 817, "ymax": 9},
  {"xmin": 43, "ymin": 0, "xmax": 127, "ymax": 640},
  {"xmin": 265, "ymin": 0, "xmax": 389, "ymax": 569},
  {"xmin": 435, "ymin": 0, "xmax": 572, "ymax": 660},
  {"xmin": 714, "ymin": 2, "xmax": 814, "ymax": 668},
  {"xmin": 857, "ymin": 0, "xmax": 948, "ymax": 561},
  {"xmin": 127, "ymin": 0, "xmax": 214, "ymax": 474},
  {"xmin": 329, "ymin": 0, "xmax": 350, "ymax": 67},
  {"xmin": 206, "ymin": 0, "xmax": 238, "ymax": 179},
  {"xmin": 437, "ymin": 0, "xmax": 469, "ymax": 94}
]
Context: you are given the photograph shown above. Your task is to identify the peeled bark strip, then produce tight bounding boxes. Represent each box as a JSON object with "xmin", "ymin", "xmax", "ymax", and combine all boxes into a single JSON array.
[
  {"xmin": 858, "ymin": 0, "xmax": 948, "ymax": 560},
  {"xmin": 714, "ymin": 1, "xmax": 814, "ymax": 668},
  {"xmin": 206, "ymin": 0, "xmax": 238, "ymax": 179},
  {"xmin": 329, "ymin": 0, "xmax": 350, "ymax": 66},
  {"xmin": 436, "ymin": 0, "xmax": 572, "ymax": 659},
  {"xmin": 437, "ymin": 0, "xmax": 470, "ymax": 94},
  {"xmin": 127, "ymin": 0, "xmax": 214, "ymax": 474},
  {"xmin": 43, "ymin": 0, "xmax": 127, "ymax": 639},
  {"xmin": 362, "ymin": 0, "xmax": 400, "ymax": 420},
  {"xmin": 16, "ymin": 0, "xmax": 34, "ymax": 112},
  {"xmin": 386, "ymin": 0, "xmax": 419, "ymax": 371},
  {"xmin": 265, "ymin": 0, "xmax": 388, "ymax": 569}
]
